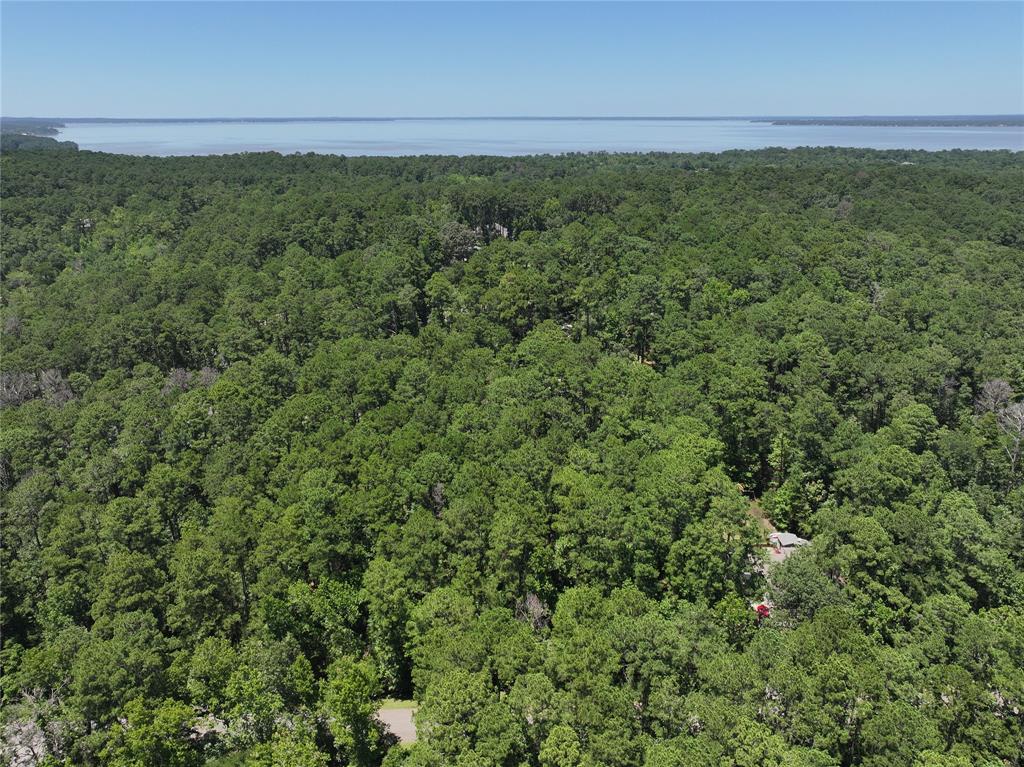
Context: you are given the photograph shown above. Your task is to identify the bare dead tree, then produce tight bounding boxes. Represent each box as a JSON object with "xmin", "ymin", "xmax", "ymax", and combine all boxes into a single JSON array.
[
  {"xmin": 0, "ymin": 688, "xmax": 72, "ymax": 767},
  {"xmin": 976, "ymin": 379, "xmax": 1013, "ymax": 414},
  {"xmin": 976, "ymin": 380, "xmax": 1024, "ymax": 481},
  {"xmin": 197, "ymin": 366, "xmax": 220, "ymax": 387},
  {"xmin": 4, "ymin": 313, "xmax": 23, "ymax": 339},
  {"xmin": 38, "ymin": 369, "xmax": 73, "ymax": 406},
  {"xmin": 162, "ymin": 367, "xmax": 193, "ymax": 396},
  {"xmin": 429, "ymin": 481, "xmax": 446, "ymax": 513},
  {"xmin": 834, "ymin": 196, "xmax": 854, "ymax": 220},
  {"xmin": 0, "ymin": 372, "xmax": 39, "ymax": 408},
  {"xmin": 869, "ymin": 281, "xmax": 886, "ymax": 310},
  {"xmin": 515, "ymin": 592, "xmax": 550, "ymax": 631},
  {"xmin": 996, "ymin": 402, "xmax": 1024, "ymax": 478},
  {"xmin": 1, "ymin": 370, "xmax": 75, "ymax": 408}
]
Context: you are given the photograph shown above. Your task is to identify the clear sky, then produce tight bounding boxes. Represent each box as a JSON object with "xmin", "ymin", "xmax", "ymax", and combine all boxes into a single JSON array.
[{"xmin": 2, "ymin": 1, "xmax": 1021, "ymax": 118}]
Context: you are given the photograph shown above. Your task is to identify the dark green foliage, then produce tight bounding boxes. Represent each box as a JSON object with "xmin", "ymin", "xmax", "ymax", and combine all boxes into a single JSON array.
[
  {"xmin": 1, "ymin": 148, "xmax": 1022, "ymax": 766},
  {"xmin": 0, "ymin": 133, "xmax": 77, "ymax": 152}
]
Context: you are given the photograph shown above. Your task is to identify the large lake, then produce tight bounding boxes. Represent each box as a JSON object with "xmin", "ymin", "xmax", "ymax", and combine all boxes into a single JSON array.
[{"xmin": 55, "ymin": 118, "xmax": 1023, "ymax": 156}]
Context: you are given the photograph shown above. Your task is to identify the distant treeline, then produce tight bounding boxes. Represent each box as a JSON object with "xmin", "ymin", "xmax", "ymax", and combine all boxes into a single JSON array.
[
  {"xmin": 0, "ymin": 133, "xmax": 78, "ymax": 152},
  {"xmin": 0, "ymin": 117, "xmax": 65, "ymax": 136},
  {"xmin": 764, "ymin": 115, "xmax": 1024, "ymax": 127},
  {"xmin": 5, "ymin": 115, "xmax": 1023, "ymax": 130}
]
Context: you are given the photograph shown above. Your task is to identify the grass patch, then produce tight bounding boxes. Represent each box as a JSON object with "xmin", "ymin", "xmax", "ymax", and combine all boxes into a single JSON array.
[{"xmin": 379, "ymin": 698, "xmax": 418, "ymax": 710}]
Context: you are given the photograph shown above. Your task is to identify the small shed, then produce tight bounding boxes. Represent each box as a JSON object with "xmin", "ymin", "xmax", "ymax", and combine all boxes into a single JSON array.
[{"xmin": 769, "ymin": 532, "xmax": 808, "ymax": 551}]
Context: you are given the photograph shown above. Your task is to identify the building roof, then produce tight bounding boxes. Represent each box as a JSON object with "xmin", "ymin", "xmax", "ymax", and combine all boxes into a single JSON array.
[{"xmin": 770, "ymin": 532, "xmax": 808, "ymax": 548}]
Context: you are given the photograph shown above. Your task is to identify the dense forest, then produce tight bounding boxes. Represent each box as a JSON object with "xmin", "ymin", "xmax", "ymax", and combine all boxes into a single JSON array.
[
  {"xmin": 0, "ymin": 135, "xmax": 78, "ymax": 153},
  {"xmin": 1, "ymin": 146, "xmax": 1022, "ymax": 767}
]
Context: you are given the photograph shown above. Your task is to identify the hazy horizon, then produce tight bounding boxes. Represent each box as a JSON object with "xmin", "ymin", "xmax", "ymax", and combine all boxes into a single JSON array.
[
  {"xmin": 40, "ymin": 115, "xmax": 1024, "ymax": 156},
  {"xmin": 7, "ymin": 114, "xmax": 1024, "ymax": 121}
]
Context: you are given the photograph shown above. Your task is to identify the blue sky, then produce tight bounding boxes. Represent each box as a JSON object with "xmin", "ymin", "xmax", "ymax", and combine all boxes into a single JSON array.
[{"xmin": 2, "ymin": 1, "xmax": 1021, "ymax": 117}]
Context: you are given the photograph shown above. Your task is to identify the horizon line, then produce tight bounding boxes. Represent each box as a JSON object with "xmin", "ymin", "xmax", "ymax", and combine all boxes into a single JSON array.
[{"xmin": 5, "ymin": 113, "xmax": 1024, "ymax": 122}]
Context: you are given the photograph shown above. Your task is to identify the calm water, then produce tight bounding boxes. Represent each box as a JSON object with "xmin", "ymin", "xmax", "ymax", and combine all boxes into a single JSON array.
[{"xmin": 55, "ymin": 118, "xmax": 1024, "ymax": 156}]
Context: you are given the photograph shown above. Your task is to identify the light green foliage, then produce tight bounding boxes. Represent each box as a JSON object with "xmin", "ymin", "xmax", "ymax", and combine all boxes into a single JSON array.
[
  {"xmin": 223, "ymin": 663, "xmax": 284, "ymax": 749},
  {"xmin": 539, "ymin": 724, "xmax": 582, "ymax": 767},
  {"xmin": 186, "ymin": 636, "xmax": 238, "ymax": 713},
  {"xmin": 248, "ymin": 722, "xmax": 329, "ymax": 767},
  {"xmin": 100, "ymin": 698, "xmax": 201, "ymax": 767},
  {"xmin": 320, "ymin": 656, "xmax": 382, "ymax": 765}
]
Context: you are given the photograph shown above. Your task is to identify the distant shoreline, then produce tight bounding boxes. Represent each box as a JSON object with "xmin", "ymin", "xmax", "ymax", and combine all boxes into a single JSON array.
[
  {"xmin": 760, "ymin": 116, "xmax": 1024, "ymax": 127},
  {"xmin": 5, "ymin": 115, "xmax": 1020, "ymax": 157},
  {"xmin": 4, "ymin": 114, "xmax": 1023, "ymax": 132}
]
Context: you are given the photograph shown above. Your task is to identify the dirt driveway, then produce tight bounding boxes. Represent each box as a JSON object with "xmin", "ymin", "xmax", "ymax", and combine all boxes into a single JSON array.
[{"xmin": 377, "ymin": 703, "xmax": 417, "ymax": 744}]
